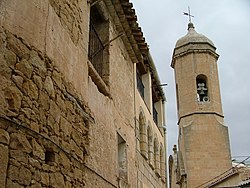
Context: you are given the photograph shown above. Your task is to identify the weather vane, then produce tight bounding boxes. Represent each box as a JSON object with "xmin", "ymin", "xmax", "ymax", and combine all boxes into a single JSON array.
[{"xmin": 183, "ymin": 6, "xmax": 194, "ymax": 23}]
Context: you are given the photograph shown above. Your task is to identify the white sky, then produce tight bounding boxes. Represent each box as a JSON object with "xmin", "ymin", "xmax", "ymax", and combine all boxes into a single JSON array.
[{"xmin": 131, "ymin": 0, "xmax": 250, "ymax": 161}]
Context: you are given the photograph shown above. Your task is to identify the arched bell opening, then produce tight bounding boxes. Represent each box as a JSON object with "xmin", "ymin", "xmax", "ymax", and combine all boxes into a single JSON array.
[{"xmin": 196, "ymin": 74, "xmax": 209, "ymax": 102}]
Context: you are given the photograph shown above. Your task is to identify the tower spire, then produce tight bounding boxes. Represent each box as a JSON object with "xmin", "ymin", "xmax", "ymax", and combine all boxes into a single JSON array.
[{"xmin": 183, "ymin": 6, "xmax": 194, "ymax": 23}]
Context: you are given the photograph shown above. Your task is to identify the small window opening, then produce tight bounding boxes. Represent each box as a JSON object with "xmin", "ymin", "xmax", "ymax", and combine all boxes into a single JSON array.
[
  {"xmin": 118, "ymin": 134, "xmax": 127, "ymax": 181},
  {"xmin": 176, "ymin": 84, "xmax": 180, "ymax": 110},
  {"xmin": 45, "ymin": 149, "xmax": 55, "ymax": 164},
  {"xmin": 196, "ymin": 75, "xmax": 209, "ymax": 102},
  {"xmin": 137, "ymin": 70, "xmax": 144, "ymax": 99},
  {"xmin": 153, "ymin": 104, "xmax": 158, "ymax": 126},
  {"xmin": 88, "ymin": 3, "xmax": 109, "ymax": 83}
]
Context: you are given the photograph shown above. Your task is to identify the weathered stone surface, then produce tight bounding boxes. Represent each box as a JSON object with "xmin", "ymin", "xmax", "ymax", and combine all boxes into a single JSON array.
[
  {"xmin": 49, "ymin": 0, "xmax": 82, "ymax": 45},
  {"xmin": 49, "ymin": 100, "xmax": 61, "ymax": 123},
  {"xmin": 9, "ymin": 158, "xmax": 20, "ymax": 167},
  {"xmin": 30, "ymin": 181, "xmax": 42, "ymax": 188},
  {"xmin": 22, "ymin": 80, "xmax": 39, "ymax": 100},
  {"xmin": 16, "ymin": 59, "xmax": 33, "ymax": 78},
  {"xmin": 47, "ymin": 115, "xmax": 59, "ymax": 135},
  {"xmin": 33, "ymin": 170, "xmax": 41, "ymax": 182},
  {"xmin": 42, "ymin": 164, "xmax": 50, "ymax": 172},
  {"xmin": 4, "ymin": 86, "xmax": 23, "ymax": 113},
  {"xmin": 4, "ymin": 49, "xmax": 16, "ymax": 68},
  {"xmin": 65, "ymin": 181, "xmax": 73, "ymax": 188},
  {"xmin": 0, "ymin": 87, "xmax": 8, "ymax": 116},
  {"xmin": 71, "ymin": 128, "xmax": 81, "ymax": 147},
  {"xmin": 0, "ymin": 59, "xmax": 12, "ymax": 79},
  {"xmin": 12, "ymin": 75, "xmax": 24, "ymax": 90},
  {"xmin": 50, "ymin": 172, "xmax": 65, "ymax": 188},
  {"xmin": 29, "ymin": 157, "xmax": 41, "ymax": 169},
  {"xmin": 43, "ymin": 76, "xmax": 55, "ymax": 98},
  {"xmin": 61, "ymin": 140, "xmax": 71, "ymax": 154},
  {"xmin": 0, "ymin": 129, "xmax": 10, "ymax": 145},
  {"xmin": 7, "ymin": 164, "xmax": 19, "ymax": 181},
  {"xmin": 39, "ymin": 109, "xmax": 47, "ymax": 126},
  {"xmin": 38, "ymin": 90, "xmax": 50, "ymax": 111},
  {"xmin": 70, "ymin": 139, "xmax": 83, "ymax": 160},
  {"xmin": 33, "ymin": 75, "xmax": 43, "ymax": 90},
  {"xmin": 9, "ymin": 149, "xmax": 28, "ymax": 164},
  {"xmin": 73, "ymin": 167, "xmax": 82, "ymax": 181},
  {"xmin": 32, "ymin": 139, "xmax": 45, "ymax": 160},
  {"xmin": 6, "ymin": 32, "xmax": 30, "ymax": 59},
  {"xmin": 18, "ymin": 166, "xmax": 32, "ymax": 186},
  {"xmin": 6, "ymin": 178, "xmax": 23, "ymax": 188},
  {"xmin": 56, "ymin": 94, "xmax": 66, "ymax": 112},
  {"xmin": 30, "ymin": 121, "xmax": 40, "ymax": 133},
  {"xmin": 52, "ymin": 70, "xmax": 62, "ymax": 89},
  {"xmin": 40, "ymin": 172, "xmax": 49, "ymax": 186},
  {"xmin": 29, "ymin": 51, "xmax": 46, "ymax": 78},
  {"xmin": 21, "ymin": 96, "xmax": 32, "ymax": 108},
  {"xmin": 59, "ymin": 151, "xmax": 71, "ymax": 170},
  {"xmin": 0, "ymin": 144, "xmax": 9, "ymax": 187},
  {"xmin": 0, "ymin": 3, "xmax": 93, "ymax": 187},
  {"xmin": 9, "ymin": 133, "xmax": 32, "ymax": 153},
  {"xmin": 60, "ymin": 116, "xmax": 72, "ymax": 138},
  {"xmin": 0, "ymin": 119, "xmax": 10, "ymax": 130},
  {"xmin": 20, "ymin": 107, "xmax": 34, "ymax": 120}
]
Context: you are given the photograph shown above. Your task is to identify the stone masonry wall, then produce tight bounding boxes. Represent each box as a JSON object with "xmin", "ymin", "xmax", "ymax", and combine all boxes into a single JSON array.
[
  {"xmin": 0, "ymin": 28, "xmax": 92, "ymax": 187},
  {"xmin": 48, "ymin": 0, "xmax": 84, "ymax": 45}
]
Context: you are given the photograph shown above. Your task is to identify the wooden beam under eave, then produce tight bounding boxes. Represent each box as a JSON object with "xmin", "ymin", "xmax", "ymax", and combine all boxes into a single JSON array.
[
  {"xmin": 121, "ymin": 2, "xmax": 133, "ymax": 8},
  {"xmin": 120, "ymin": 0, "xmax": 129, "ymax": 3},
  {"xmin": 133, "ymin": 34, "xmax": 144, "ymax": 40},
  {"xmin": 126, "ymin": 15, "xmax": 137, "ymax": 21},
  {"xmin": 132, "ymin": 27, "xmax": 142, "ymax": 33}
]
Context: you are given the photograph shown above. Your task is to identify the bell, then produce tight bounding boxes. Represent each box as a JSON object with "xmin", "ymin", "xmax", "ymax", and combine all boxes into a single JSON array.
[{"xmin": 200, "ymin": 90, "xmax": 205, "ymax": 95}]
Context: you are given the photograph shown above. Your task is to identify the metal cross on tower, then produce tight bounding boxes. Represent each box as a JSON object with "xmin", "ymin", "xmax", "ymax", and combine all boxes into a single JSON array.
[{"xmin": 184, "ymin": 6, "xmax": 194, "ymax": 23}]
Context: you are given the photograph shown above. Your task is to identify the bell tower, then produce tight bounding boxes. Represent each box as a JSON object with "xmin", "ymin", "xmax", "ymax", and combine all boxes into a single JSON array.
[{"xmin": 171, "ymin": 22, "xmax": 232, "ymax": 187}]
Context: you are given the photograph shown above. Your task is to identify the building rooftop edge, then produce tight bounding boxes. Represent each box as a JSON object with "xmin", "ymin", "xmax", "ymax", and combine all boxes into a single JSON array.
[{"xmin": 106, "ymin": 0, "xmax": 165, "ymax": 101}]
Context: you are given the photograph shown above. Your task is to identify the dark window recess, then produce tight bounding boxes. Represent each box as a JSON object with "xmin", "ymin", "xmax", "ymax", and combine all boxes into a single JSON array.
[
  {"xmin": 176, "ymin": 84, "xmax": 180, "ymax": 110},
  {"xmin": 88, "ymin": 23, "xmax": 104, "ymax": 77},
  {"xmin": 153, "ymin": 105, "xmax": 158, "ymax": 126},
  {"xmin": 45, "ymin": 150, "xmax": 55, "ymax": 164},
  {"xmin": 137, "ymin": 72, "xmax": 144, "ymax": 99}
]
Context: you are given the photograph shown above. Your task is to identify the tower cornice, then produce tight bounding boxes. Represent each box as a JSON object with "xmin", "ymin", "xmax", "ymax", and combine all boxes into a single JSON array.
[
  {"xmin": 177, "ymin": 111, "xmax": 224, "ymax": 125},
  {"xmin": 171, "ymin": 44, "xmax": 219, "ymax": 68}
]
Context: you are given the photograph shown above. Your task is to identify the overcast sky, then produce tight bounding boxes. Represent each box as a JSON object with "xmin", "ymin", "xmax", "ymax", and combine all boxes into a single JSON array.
[{"xmin": 131, "ymin": 0, "xmax": 250, "ymax": 161}]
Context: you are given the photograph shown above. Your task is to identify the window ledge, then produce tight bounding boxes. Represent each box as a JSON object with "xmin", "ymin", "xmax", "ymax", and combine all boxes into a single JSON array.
[
  {"xmin": 88, "ymin": 60, "xmax": 111, "ymax": 98},
  {"xmin": 117, "ymin": 177, "xmax": 130, "ymax": 188}
]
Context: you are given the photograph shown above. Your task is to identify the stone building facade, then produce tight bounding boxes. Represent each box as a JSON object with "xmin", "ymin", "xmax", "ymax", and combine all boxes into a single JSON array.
[{"xmin": 0, "ymin": 0, "xmax": 166, "ymax": 188}]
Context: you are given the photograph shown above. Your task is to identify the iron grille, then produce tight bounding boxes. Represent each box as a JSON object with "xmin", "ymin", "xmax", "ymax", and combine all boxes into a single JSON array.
[{"xmin": 88, "ymin": 24, "xmax": 104, "ymax": 77}]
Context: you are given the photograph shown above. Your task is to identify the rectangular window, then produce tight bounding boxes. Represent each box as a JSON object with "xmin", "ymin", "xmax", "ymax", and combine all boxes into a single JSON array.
[
  {"xmin": 137, "ymin": 71, "xmax": 145, "ymax": 99},
  {"xmin": 118, "ymin": 134, "xmax": 127, "ymax": 181},
  {"xmin": 153, "ymin": 105, "xmax": 158, "ymax": 126},
  {"xmin": 88, "ymin": 23, "xmax": 104, "ymax": 77},
  {"xmin": 88, "ymin": 3, "xmax": 109, "ymax": 84}
]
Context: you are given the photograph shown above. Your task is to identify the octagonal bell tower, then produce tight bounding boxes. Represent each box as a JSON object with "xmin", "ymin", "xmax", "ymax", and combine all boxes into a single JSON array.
[{"xmin": 171, "ymin": 23, "xmax": 232, "ymax": 187}]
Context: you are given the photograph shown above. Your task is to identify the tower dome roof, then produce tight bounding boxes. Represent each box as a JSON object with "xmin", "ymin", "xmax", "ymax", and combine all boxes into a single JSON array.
[
  {"xmin": 175, "ymin": 23, "xmax": 215, "ymax": 48},
  {"xmin": 171, "ymin": 22, "xmax": 219, "ymax": 68}
]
